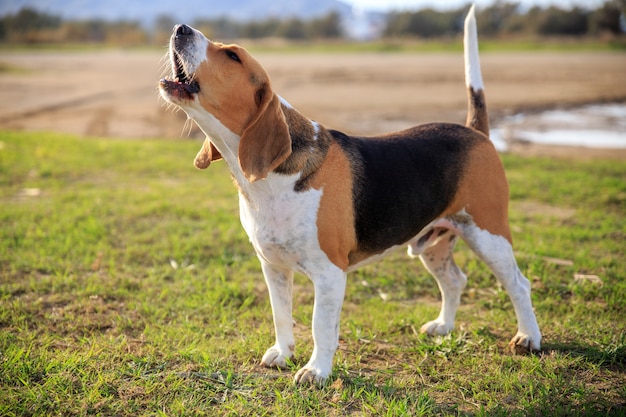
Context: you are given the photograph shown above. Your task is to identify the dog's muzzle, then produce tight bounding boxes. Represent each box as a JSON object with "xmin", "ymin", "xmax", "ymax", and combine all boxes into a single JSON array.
[{"xmin": 159, "ymin": 24, "xmax": 200, "ymax": 101}]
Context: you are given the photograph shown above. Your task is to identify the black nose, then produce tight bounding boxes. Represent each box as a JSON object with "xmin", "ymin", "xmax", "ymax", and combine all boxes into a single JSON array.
[{"xmin": 175, "ymin": 24, "xmax": 193, "ymax": 36}]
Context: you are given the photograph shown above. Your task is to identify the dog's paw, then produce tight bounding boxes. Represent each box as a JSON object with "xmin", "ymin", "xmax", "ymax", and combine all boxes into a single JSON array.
[
  {"xmin": 420, "ymin": 319, "xmax": 454, "ymax": 336},
  {"xmin": 293, "ymin": 364, "xmax": 331, "ymax": 385},
  {"xmin": 509, "ymin": 331, "xmax": 541, "ymax": 354},
  {"xmin": 261, "ymin": 345, "xmax": 294, "ymax": 369}
]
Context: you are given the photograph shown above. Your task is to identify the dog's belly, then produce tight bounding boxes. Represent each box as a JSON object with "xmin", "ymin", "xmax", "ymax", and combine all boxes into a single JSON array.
[{"xmin": 346, "ymin": 218, "xmax": 453, "ymax": 272}]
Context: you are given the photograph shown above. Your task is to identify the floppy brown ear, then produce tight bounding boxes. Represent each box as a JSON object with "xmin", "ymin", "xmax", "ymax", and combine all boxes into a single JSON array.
[
  {"xmin": 194, "ymin": 137, "xmax": 222, "ymax": 170},
  {"xmin": 238, "ymin": 87, "xmax": 291, "ymax": 182}
]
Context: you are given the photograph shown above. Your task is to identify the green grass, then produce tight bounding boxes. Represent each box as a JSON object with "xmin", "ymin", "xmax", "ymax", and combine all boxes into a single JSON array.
[{"xmin": 1, "ymin": 130, "xmax": 625, "ymax": 416}]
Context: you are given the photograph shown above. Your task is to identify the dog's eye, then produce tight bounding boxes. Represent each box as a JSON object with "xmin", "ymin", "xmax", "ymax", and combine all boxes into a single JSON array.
[{"xmin": 225, "ymin": 49, "xmax": 241, "ymax": 63}]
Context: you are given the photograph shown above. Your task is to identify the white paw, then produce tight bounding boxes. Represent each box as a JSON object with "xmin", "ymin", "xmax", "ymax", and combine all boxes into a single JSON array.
[
  {"xmin": 260, "ymin": 345, "xmax": 294, "ymax": 369},
  {"xmin": 293, "ymin": 363, "xmax": 331, "ymax": 385},
  {"xmin": 420, "ymin": 319, "xmax": 454, "ymax": 336},
  {"xmin": 509, "ymin": 331, "xmax": 541, "ymax": 354}
]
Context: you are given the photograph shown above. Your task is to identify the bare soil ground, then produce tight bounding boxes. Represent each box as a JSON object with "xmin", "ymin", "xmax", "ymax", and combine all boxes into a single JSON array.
[{"xmin": 1, "ymin": 49, "xmax": 625, "ymax": 158}]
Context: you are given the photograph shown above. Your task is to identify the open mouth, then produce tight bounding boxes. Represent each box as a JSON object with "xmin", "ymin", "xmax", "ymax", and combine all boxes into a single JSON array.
[
  {"xmin": 172, "ymin": 50, "xmax": 200, "ymax": 92},
  {"xmin": 160, "ymin": 49, "xmax": 200, "ymax": 99}
]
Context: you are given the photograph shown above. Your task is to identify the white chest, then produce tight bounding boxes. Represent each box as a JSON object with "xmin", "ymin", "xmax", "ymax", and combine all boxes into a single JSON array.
[{"xmin": 239, "ymin": 175, "xmax": 324, "ymax": 270}]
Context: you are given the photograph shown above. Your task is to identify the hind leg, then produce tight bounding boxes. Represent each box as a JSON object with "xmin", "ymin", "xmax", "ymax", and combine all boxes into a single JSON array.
[
  {"xmin": 411, "ymin": 232, "xmax": 467, "ymax": 336},
  {"xmin": 460, "ymin": 222, "xmax": 542, "ymax": 352}
]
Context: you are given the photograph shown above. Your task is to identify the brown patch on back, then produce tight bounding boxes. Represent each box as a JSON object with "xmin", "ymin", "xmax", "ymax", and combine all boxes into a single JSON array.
[
  {"xmin": 443, "ymin": 138, "xmax": 512, "ymax": 242},
  {"xmin": 310, "ymin": 142, "xmax": 357, "ymax": 270}
]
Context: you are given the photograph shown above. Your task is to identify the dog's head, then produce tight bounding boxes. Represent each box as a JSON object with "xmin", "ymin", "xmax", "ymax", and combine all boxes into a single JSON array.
[{"xmin": 159, "ymin": 24, "xmax": 291, "ymax": 182}]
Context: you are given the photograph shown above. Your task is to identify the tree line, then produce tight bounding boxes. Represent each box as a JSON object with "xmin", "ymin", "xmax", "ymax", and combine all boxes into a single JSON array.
[
  {"xmin": 1, "ymin": 1, "xmax": 624, "ymax": 46},
  {"xmin": 385, "ymin": 1, "xmax": 625, "ymax": 38},
  {"xmin": 0, "ymin": 8, "xmax": 342, "ymax": 45},
  {"xmin": 0, "ymin": 8, "xmax": 147, "ymax": 44}
]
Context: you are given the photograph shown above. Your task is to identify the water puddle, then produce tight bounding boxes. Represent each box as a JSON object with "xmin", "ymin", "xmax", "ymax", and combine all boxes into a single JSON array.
[{"xmin": 490, "ymin": 103, "xmax": 626, "ymax": 151}]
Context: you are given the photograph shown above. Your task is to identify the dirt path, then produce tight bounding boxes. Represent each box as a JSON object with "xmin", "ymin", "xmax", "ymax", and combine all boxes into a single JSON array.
[{"xmin": 1, "ymin": 49, "xmax": 625, "ymax": 158}]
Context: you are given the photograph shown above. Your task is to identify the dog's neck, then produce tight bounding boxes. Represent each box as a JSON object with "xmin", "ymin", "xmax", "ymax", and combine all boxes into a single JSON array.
[
  {"xmin": 274, "ymin": 102, "xmax": 332, "ymax": 192},
  {"xmin": 192, "ymin": 98, "xmax": 333, "ymax": 198}
]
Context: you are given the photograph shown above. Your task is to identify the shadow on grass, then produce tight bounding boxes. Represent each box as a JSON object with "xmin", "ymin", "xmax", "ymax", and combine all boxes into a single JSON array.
[
  {"xmin": 173, "ymin": 361, "xmax": 625, "ymax": 416},
  {"xmin": 543, "ymin": 341, "xmax": 626, "ymax": 371}
]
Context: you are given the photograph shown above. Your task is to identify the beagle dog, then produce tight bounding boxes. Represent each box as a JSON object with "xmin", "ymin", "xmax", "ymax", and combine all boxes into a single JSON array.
[{"xmin": 159, "ymin": 5, "xmax": 541, "ymax": 384}]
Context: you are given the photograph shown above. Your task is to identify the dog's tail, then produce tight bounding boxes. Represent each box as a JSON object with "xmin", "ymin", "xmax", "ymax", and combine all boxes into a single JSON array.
[{"xmin": 464, "ymin": 5, "xmax": 489, "ymax": 137}]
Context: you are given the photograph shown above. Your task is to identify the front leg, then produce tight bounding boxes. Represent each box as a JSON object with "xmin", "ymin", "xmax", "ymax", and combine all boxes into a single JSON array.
[
  {"xmin": 259, "ymin": 261, "xmax": 295, "ymax": 369},
  {"xmin": 294, "ymin": 264, "xmax": 347, "ymax": 385}
]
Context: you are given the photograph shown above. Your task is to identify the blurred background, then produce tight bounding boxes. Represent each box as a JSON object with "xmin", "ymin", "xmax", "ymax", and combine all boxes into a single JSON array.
[
  {"xmin": 1, "ymin": 0, "xmax": 623, "ymax": 45},
  {"xmin": 0, "ymin": 0, "xmax": 625, "ymax": 155}
]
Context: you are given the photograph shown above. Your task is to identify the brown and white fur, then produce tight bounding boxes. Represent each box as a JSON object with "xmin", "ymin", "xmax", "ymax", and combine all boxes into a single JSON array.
[{"xmin": 159, "ymin": 6, "xmax": 541, "ymax": 384}]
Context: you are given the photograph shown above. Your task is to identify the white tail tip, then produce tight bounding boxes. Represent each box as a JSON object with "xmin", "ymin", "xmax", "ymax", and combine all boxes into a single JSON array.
[{"xmin": 464, "ymin": 4, "xmax": 484, "ymax": 90}]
